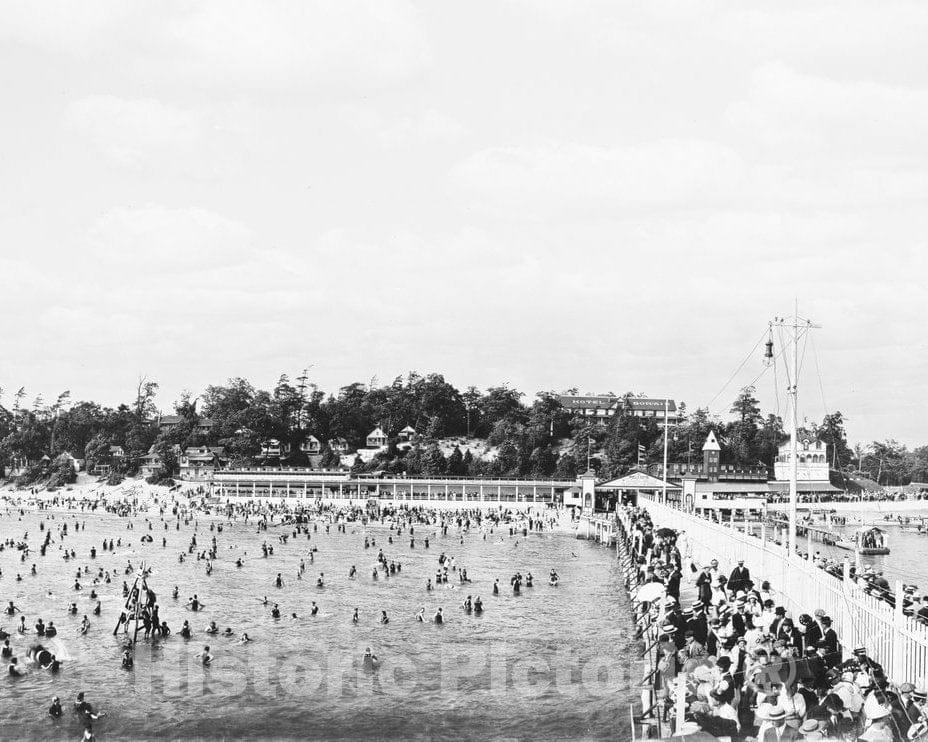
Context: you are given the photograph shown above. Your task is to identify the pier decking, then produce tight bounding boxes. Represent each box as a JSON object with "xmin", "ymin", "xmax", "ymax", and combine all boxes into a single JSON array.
[{"xmin": 634, "ymin": 495, "xmax": 928, "ymax": 686}]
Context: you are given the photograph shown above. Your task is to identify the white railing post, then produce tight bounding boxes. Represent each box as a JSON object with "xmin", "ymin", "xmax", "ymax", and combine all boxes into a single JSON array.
[
  {"xmin": 636, "ymin": 497, "xmax": 928, "ymax": 677},
  {"xmin": 842, "ymin": 558, "xmax": 855, "ymax": 661},
  {"xmin": 893, "ymin": 580, "xmax": 905, "ymax": 682}
]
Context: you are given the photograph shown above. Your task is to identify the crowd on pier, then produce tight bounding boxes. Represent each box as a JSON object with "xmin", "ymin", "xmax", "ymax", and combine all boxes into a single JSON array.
[{"xmin": 623, "ymin": 506, "xmax": 928, "ymax": 741}]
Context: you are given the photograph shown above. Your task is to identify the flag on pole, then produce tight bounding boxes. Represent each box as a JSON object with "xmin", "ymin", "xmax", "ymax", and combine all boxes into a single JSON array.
[{"xmin": 637, "ymin": 443, "xmax": 646, "ymax": 466}]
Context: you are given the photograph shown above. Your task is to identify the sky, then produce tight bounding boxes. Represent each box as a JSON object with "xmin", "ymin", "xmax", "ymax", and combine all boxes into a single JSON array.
[{"xmin": 0, "ymin": 1, "xmax": 926, "ymax": 447}]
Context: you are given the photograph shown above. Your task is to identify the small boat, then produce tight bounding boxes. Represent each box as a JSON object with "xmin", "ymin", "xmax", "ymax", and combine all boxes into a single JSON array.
[{"xmin": 835, "ymin": 526, "xmax": 890, "ymax": 555}]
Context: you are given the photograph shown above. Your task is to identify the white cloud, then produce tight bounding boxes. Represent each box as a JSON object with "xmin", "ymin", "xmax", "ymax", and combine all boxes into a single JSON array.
[
  {"xmin": 86, "ymin": 204, "xmax": 255, "ymax": 271},
  {"xmin": 0, "ymin": 0, "xmax": 135, "ymax": 55},
  {"xmin": 65, "ymin": 96, "xmax": 199, "ymax": 167},
  {"xmin": 710, "ymin": 3, "xmax": 928, "ymax": 67},
  {"xmin": 1, "ymin": 1, "xmax": 428, "ymax": 90},
  {"xmin": 453, "ymin": 138, "xmax": 746, "ymax": 212},
  {"xmin": 727, "ymin": 62, "xmax": 928, "ymax": 158},
  {"xmin": 168, "ymin": 1, "xmax": 427, "ymax": 88},
  {"xmin": 63, "ymin": 95, "xmax": 251, "ymax": 177},
  {"xmin": 347, "ymin": 108, "xmax": 466, "ymax": 148}
]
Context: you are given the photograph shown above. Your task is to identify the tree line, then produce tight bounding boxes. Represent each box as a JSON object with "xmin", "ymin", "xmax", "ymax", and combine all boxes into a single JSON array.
[{"xmin": 0, "ymin": 376, "xmax": 920, "ymax": 487}]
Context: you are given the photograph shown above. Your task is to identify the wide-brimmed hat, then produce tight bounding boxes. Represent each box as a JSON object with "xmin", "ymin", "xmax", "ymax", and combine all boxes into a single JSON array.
[{"xmin": 800, "ymin": 719, "xmax": 821, "ymax": 734}]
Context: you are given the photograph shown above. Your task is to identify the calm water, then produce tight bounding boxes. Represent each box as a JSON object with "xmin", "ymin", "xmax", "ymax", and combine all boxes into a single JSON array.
[
  {"xmin": 810, "ymin": 509, "xmax": 928, "ymax": 589},
  {"xmin": 0, "ymin": 507, "xmax": 636, "ymax": 741}
]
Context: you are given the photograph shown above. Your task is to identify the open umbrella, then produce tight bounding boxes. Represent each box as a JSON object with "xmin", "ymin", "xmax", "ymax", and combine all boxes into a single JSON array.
[{"xmin": 633, "ymin": 582, "xmax": 666, "ymax": 604}]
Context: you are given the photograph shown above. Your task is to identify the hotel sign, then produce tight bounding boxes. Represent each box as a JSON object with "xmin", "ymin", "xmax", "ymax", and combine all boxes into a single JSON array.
[
  {"xmin": 626, "ymin": 398, "xmax": 676, "ymax": 411},
  {"xmin": 558, "ymin": 396, "xmax": 617, "ymax": 408}
]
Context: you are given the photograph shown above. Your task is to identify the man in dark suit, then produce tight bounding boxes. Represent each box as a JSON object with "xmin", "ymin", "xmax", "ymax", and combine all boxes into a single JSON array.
[
  {"xmin": 804, "ymin": 610, "xmax": 824, "ymax": 651},
  {"xmin": 728, "ymin": 559, "xmax": 751, "ymax": 595},
  {"xmin": 769, "ymin": 606, "xmax": 787, "ymax": 637},
  {"xmin": 917, "ymin": 595, "xmax": 928, "ymax": 625},
  {"xmin": 807, "ymin": 693, "xmax": 847, "ymax": 738},
  {"xmin": 731, "ymin": 599, "xmax": 753, "ymax": 637},
  {"xmin": 705, "ymin": 618, "xmax": 720, "ymax": 657},
  {"xmin": 762, "ymin": 708, "xmax": 800, "ymax": 740},
  {"xmin": 696, "ymin": 565, "xmax": 713, "ymax": 606},
  {"xmin": 689, "ymin": 601, "xmax": 708, "ymax": 644},
  {"xmin": 665, "ymin": 565, "xmax": 682, "ymax": 601},
  {"xmin": 777, "ymin": 617, "xmax": 802, "ymax": 653},
  {"xmin": 820, "ymin": 616, "xmax": 839, "ymax": 661}
]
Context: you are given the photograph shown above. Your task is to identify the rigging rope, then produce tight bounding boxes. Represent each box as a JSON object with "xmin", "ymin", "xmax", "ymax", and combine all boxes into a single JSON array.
[
  {"xmin": 706, "ymin": 328, "xmax": 768, "ymax": 411},
  {"xmin": 811, "ymin": 334, "xmax": 829, "ymax": 416}
]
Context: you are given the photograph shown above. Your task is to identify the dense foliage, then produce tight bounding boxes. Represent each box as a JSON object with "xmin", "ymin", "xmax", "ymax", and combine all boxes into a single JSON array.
[{"xmin": 0, "ymin": 376, "xmax": 919, "ymax": 486}]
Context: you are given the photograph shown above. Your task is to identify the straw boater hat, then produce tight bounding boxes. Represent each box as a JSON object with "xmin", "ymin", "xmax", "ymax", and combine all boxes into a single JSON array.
[
  {"xmin": 661, "ymin": 623, "xmax": 677, "ymax": 634},
  {"xmin": 900, "ymin": 682, "xmax": 916, "ymax": 694},
  {"xmin": 914, "ymin": 685, "xmax": 927, "ymax": 701},
  {"xmin": 768, "ymin": 708, "xmax": 786, "ymax": 722},
  {"xmin": 692, "ymin": 664, "xmax": 713, "ymax": 681},
  {"xmin": 800, "ymin": 719, "xmax": 821, "ymax": 734}
]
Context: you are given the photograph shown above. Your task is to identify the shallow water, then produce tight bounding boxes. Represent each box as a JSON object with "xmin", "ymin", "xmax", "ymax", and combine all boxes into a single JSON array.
[
  {"xmin": 825, "ymin": 509, "xmax": 928, "ymax": 590},
  {"xmin": 0, "ymin": 508, "xmax": 637, "ymax": 741}
]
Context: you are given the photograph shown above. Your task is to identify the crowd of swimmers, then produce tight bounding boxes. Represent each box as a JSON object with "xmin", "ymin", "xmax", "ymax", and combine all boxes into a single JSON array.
[
  {"xmin": 623, "ymin": 506, "xmax": 928, "ymax": 741},
  {"xmin": 1, "ymin": 492, "xmax": 568, "ymax": 738}
]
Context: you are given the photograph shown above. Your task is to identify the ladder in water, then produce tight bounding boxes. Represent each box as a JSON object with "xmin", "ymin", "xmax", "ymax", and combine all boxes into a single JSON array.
[{"xmin": 113, "ymin": 561, "xmax": 151, "ymax": 644}]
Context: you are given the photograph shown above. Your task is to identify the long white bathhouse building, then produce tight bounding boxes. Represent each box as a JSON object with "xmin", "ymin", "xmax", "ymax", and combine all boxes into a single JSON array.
[{"xmin": 207, "ymin": 468, "xmax": 597, "ymax": 510}]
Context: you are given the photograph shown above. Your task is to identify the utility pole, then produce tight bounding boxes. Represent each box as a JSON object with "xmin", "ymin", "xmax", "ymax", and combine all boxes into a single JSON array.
[
  {"xmin": 661, "ymin": 398, "xmax": 669, "ymax": 505},
  {"xmin": 771, "ymin": 307, "xmax": 819, "ymax": 561}
]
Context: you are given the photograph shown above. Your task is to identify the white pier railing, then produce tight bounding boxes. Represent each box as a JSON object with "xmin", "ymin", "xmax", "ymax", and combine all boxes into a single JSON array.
[{"xmin": 637, "ymin": 497, "xmax": 928, "ymax": 686}]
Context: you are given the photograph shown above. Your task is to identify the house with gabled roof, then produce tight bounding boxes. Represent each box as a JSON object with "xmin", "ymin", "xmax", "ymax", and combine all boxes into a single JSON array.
[
  {"xmin": 158, "ymin": 414, "xmax": 184, "ymax": 433},
  {"xmin": 179, "ymin": 446, "xmax": 227, "ymax": 480},
  {"xmin": 196, "ymin": 418, "xmax": 216, "ymax": 435},
  {"xmin": 300, "ymin": 435, "xmax": 322, "ymax": 455},
  {"xmin": 328, "ymin": 437, "xmax": 349, "ymax": 454},
  {"xmin": 366, "ymin": 427, "xmax": 388, "ymax": 449}
]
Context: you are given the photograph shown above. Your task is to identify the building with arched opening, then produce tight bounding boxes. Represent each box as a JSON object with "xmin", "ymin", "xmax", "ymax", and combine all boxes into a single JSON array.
[{"xmin": 774, "ymin": 438, "xmax": 829, "ymax": 483}]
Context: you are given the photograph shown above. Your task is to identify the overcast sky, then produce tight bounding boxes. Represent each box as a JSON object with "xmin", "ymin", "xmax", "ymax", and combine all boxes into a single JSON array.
[{"xmin": 1, "ymin": 1, "xmax": 926, "ymax": 446}]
